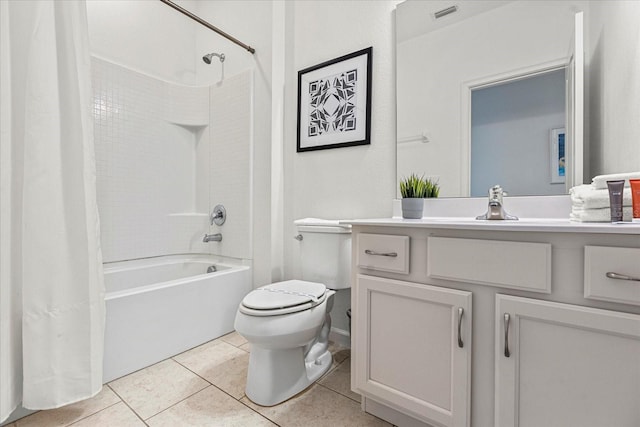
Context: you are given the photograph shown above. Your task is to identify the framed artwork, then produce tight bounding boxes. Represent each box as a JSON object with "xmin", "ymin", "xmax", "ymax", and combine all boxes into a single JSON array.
[
  {"xmin": 550, "ymin": 127, "xmax": 566, "ymax": 184},
  {"xmin": 297, "ymin": 47, "xmax": 372, "ymax": 152}
]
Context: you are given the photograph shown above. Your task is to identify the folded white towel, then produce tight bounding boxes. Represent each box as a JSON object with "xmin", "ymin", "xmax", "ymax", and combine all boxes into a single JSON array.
[
  {"xmin": 570, "ymin": 206, "xmax": 633, "ymax": 222},
  {"xmin": 570, "ymin": 184, "xmax": 632, "ymax": 209},
  {"xmin": 591, "ymin": 171, "xmax": 640, "ymax": 189}
]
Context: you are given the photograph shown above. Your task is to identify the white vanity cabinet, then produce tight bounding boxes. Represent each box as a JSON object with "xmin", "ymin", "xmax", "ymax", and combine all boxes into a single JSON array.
[
  {"xmin": 495, "ymin": 294, "xmax": 640, "ymax": 427},
  {"xmin": 348, "ymin": 220, "xmax": 640, "ymax": 427},
  {"xmin": 354, "ymin": 274, "xmax": 472, "ymax": 427}
]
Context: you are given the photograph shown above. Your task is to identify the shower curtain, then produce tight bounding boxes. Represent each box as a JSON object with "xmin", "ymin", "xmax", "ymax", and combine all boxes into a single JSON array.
[{"xmin": 1, "ymin": 0, "xmax": 105, "ymax": 422}]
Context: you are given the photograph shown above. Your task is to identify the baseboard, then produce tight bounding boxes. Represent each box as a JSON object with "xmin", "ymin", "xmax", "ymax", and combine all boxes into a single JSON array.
[
  {"xmin": 329, "ymin": 327, "xmax": 351, "ymax": 348},
  {"xmin": 363, "ymin": 397, "xmax": 432, "ymax": 427}
]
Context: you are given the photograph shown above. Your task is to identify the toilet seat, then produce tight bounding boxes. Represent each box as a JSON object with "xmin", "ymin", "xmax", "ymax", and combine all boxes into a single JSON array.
[{"xmin": 239, "ymin": 280, "xmax": 327, "ymax": 317}]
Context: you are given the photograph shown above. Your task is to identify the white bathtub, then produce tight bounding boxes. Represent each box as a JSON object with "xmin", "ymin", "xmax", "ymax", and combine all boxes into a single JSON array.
[{"xmin": 103, "ymin": 255, "xmax": 251, "ymax": 382}]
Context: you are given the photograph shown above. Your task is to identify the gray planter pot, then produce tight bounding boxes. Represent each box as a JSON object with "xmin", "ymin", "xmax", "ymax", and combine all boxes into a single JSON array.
[{"xmin": 401, "ymin": 198, "xmax": 424, "ymax": 219}]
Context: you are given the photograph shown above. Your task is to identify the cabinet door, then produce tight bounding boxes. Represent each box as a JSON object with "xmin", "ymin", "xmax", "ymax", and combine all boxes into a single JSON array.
[
  {"xmin": 354, "ymin": 274, "xmax": 472, "ymax": 427},
  {"xmin": 495, "ymin": 295, "xmax": 640, "ymax": 427}
]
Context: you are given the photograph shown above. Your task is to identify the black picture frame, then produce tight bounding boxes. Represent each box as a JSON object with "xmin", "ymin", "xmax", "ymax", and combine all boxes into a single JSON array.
[{"xmin": 296, "ymin": 47, "xmax": 372, "ymax": 153}]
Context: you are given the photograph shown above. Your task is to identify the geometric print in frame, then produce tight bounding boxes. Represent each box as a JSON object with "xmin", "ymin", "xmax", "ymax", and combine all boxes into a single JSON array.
[
  {"xmin": 296, "ymin": 46, "xmax": 371, "ymax": 152},
  {"xmin": 308, "ymin": 69, "xmax": 357, "ymax": 137}
]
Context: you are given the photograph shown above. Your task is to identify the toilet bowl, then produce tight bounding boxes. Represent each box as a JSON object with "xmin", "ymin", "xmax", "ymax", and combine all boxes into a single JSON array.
[
  {"xmin": 235, "ymin": 280, "xmax": 336, "ymax": 406},
  {"xmin": 234, "ymin": 218, "xmax": 351, "ymax": 406}
]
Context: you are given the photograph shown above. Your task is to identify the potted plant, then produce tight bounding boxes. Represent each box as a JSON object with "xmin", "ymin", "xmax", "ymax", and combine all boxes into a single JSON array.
[{"xmin": 399, "ymin": 174, "xmax": 440, "ymax": 219}]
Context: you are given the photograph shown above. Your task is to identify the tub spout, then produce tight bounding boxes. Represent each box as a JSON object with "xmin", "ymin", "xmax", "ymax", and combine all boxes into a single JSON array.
[{"xmin": 203, "ymin": 233, "xmax": 222, "ymax": 242}]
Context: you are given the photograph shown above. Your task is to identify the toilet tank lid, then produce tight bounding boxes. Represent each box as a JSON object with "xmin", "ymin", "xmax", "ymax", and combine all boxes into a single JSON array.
[{"xmin": 294, "ymin": 218, "xmax": 352, "ymax": 233}]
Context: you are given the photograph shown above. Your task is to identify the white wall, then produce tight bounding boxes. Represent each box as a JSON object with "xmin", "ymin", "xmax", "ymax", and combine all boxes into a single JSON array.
[
  {"xmin": 283, "ymin": 0, "xmax": 400, "ymax": 332},
  {"xmin": 87, "ymin": 0, "xmax": 198, "ymax": 84},
  {"xmin": 587, "ymin": 0, "xmax": 640, "ymax": 177},
  {"xmin": 397, "ymin": 0, "xmax": 588, "ymax": 197}
]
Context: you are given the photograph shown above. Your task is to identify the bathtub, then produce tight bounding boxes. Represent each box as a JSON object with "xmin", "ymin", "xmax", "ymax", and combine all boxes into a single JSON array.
[{"xmin": 103, "ymin": 255, "xmax": 251, "ymax": 382}]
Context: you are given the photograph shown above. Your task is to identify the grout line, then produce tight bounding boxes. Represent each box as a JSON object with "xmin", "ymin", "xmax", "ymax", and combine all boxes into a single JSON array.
[
  {"xmin": 172, "ymin": 355, "xmax": 281, "ymax": 426},
  {"xmin": 142, "ymin": 385, "xmax": 213, "ymax": 423},
  {"xmin": 315, "ymin": 382, "xmax": 361, "ymax": 404},
  {"xmin": 65, "ymin": 399, "xmax": 122, "ymax": 427},
  {"xmin": 236, "ymin": 397, "xmax": 283, "ymax": 427},
  {"xmin": 106, "ymin": 384, "xmax": 150, "ymax": 426},
  {"xmin": 171, "ymin": 358, "xmax": 215, "ymax": 387}
]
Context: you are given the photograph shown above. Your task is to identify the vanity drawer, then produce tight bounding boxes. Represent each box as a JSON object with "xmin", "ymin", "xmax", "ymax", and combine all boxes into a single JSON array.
[
  {"xmin": 427, "ymin": 237, "xmax": 552, "ymax": 293},
  {"xmin": 357, "ymin": 233, "xmax": 410, "ymax": 274},
  {"xmin": 584, "ymin": 246, "xmax": 640, "ymax": 306}
]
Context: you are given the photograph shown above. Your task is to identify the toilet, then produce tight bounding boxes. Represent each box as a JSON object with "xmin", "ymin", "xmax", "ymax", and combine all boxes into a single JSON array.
[{"xmin": 234, "ymin": 218, "xmax": 351, "ymax": 406}]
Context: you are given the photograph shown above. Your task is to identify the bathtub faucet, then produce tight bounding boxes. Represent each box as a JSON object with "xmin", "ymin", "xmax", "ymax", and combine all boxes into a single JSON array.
[{"xmin": 203, "ymin": 233, "xmax": 222, "ymax": 242}]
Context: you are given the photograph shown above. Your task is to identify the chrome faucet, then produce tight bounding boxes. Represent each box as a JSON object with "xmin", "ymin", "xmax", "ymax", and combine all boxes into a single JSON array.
[
  {"xmin": 203, "ymin": 233, "xmax": 222, "ymax": 242},
  {"xmin": 476, "ymin": 185, "xmax": 518, "ymax": 220}
]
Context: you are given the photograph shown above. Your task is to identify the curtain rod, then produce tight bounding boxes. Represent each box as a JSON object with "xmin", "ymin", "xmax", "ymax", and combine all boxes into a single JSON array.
[{"xmin": 159, "ymin": 0, "xmax": 256, "ymax": 54}]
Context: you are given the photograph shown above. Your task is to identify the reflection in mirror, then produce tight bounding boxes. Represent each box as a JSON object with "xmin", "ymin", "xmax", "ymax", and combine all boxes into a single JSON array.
[
  {"xmin": 470, "ymin": 68, "xmax": 566, "ymax": 196},
  {"xmin": 396, "ymin": 0, "xmax": 587, "ymax": 197}
]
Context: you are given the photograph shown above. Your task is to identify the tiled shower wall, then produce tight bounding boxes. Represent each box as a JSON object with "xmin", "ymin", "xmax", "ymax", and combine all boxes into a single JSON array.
[
  {"xmin": 207, "ymin": 73, "xmax": 252, "ymax": 261},
  {"xmin": 92, "ymin": 57, "xmax": 252, "ymax": 263}
]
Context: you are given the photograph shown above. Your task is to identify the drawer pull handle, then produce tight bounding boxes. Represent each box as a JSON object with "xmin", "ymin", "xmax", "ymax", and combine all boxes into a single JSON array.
[
  {"xmin": 606, "ymin": 272, "xmax": 640, "ymax": 282},
  {"xmin": 457, "ymin": 307, "xmax": 464, "ymax": 348},
  {"xmin": 364, "ymin": 249, "xmax": 398, "ymax": 257},
  {"xmin": 504, "ymin": 313, "xmax": 511, "ymax": 358}
]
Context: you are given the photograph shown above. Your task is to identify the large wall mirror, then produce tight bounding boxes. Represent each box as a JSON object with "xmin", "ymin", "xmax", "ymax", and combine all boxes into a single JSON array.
[{"xmin": 396, "ymin": 0, "xmax": 588, "ymax": 197}]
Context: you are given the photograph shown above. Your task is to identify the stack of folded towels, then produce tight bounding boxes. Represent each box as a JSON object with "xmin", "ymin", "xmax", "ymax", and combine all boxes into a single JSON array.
[{"xmin": 570, "ymin": 172, "xmax": 640, "ymax": 222}]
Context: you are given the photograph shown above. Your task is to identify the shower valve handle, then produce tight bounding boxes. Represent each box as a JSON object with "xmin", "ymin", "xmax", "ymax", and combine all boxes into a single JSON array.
[{"xmin": 210, "ymin": 205, "xmax": 226, "ymax": 225}]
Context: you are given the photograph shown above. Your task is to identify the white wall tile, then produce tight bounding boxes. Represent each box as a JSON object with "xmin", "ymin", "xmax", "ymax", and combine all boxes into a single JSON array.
[
  {"xmin": 207, "ymin": 71, "xmax": 253, "ymax": 261},
  {"xmin": 93, "ymin": 57, "xmax": 219, "ymax": 262}
]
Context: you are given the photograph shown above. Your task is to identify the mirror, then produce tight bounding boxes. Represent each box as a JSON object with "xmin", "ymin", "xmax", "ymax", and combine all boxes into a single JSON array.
[{"xmin": 396, "ymin": 0, "xmax": 586, "ymax": 197}]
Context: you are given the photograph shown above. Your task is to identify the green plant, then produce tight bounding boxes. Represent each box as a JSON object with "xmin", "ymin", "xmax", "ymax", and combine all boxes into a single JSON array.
[{"xmin": 399, "ymin": 173, "xmax": 440, "ymax": 198}]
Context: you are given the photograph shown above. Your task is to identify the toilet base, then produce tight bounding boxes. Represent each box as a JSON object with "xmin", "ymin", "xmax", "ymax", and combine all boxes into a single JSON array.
[{"xmin": 245, "ymin": 344, "xmax": 333, "ymax": 406}]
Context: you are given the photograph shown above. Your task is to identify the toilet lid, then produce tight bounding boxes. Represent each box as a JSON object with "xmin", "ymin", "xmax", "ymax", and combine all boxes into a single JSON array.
[{"xmin": 241, "ymin": 280, "xmax": 326, "ymax": 311}]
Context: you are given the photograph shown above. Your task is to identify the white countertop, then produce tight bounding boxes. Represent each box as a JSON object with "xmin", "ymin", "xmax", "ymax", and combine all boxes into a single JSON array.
[{"xmin": 342, "ymin": 217, "xmax": 640, "ymax": 234}]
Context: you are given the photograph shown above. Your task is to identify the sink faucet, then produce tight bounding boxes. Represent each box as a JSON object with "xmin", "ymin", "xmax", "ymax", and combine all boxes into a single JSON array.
[
  {"xmin": 476, "ymin": 185, "xmax": 518, "ymax": 220},
  {"xmin": 203, "ymin": 233, "xmax": 222, "ymax": 242}
]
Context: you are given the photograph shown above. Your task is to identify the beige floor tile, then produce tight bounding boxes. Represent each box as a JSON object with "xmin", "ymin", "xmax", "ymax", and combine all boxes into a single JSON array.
[
  {"xmin": 316, "ymin": 344, "xmax": 351, "ymax": 383},
  {"xmin": 329, "ymin": 342, "xmax": 350, "ymax": 365},
  {"xmin": 239, "ymin": 342, "xmax": 251, "ymax": 352},
  {"xmin": 241, "ymin": 383, "xmax": 392, "ymax": 427},
  {"xmin": 69, "ymin": 402, "xmax": 145, "ymax": 427},
  {"xmin": 219, "ymin": 331, "xmax": 248, "ymax": 348},
  {"xmin": 108, "ymin": 358, "xmax": 209, "ymax": 420},
  {"xmin": 15, "ymin": 386, "xmax": 121, "ymax": 427},
  {"xmin": 147, "ymin": 385, "xmax": 275, "ymax": 427},
  {"xmin": 319, "ymin": 358, "xmax": 361, "ymax": 402},
  {"xmin": 174, "ymin": 340, "xmax": 249, "ymax": 399}
]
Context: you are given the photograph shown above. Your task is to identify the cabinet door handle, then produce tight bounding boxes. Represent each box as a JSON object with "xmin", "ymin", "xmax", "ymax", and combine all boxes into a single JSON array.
[
  {"xmin": 457, "ymin": 307, "xmax": 464, "ymax": 348},
  {"xmin": 504, "ymin": 313, "xmax": 511, "ymax": 358},
  {"xmin": 364, "ymin": 249, "xmax": 398, "ymax": 257},
  {"xmin": 606, "ymin": 272, "xmax": 640, "ymax": 282}
]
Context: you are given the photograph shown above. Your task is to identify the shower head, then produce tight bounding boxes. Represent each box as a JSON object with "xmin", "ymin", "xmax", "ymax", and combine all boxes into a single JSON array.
[{"xmin": 203, "ymin": 52, "xmax": 225, "ymax": 64}]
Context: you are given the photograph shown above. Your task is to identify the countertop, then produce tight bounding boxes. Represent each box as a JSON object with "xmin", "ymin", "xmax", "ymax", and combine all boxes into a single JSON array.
[{"xmin": 342, "ymin": 217, "xmax": 640, "ymax": 234}]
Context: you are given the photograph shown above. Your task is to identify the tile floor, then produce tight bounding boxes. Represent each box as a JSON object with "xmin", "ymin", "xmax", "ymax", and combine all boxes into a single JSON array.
[{"xmin": 8, "ymin": 332, "xmax": 392, "ymax": 427}]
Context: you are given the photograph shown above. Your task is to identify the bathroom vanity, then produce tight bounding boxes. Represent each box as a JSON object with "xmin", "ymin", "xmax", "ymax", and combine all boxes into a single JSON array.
[{"xmin": 347, "ymin": 215, "xmax": 640, "ymax": 427}]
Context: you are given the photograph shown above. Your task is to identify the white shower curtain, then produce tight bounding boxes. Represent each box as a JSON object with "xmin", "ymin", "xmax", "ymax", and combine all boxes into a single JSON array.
[{"xmin": 1, "ymin": 0, "xmax": 105, "ymax": 422}]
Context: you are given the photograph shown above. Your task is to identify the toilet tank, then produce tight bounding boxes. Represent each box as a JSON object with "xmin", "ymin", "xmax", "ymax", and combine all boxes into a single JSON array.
[{"xmin": 294, "ymin": 218, "xmax": 352, "ymax": 290}]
